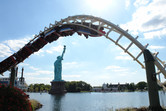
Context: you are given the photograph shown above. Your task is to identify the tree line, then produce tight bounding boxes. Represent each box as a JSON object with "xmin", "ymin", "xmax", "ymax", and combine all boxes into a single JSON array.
[
  {"xmin": 27, "ymin": 81, "xmax": 160, "ymax": 92},
  {"xmin": 122, "ymin": 81, "xmax": 161, "ymax": 91},
  {"xmin": 105, "ymin": 81, "xmax": 160, "ymax": 91},
  {"xmin": 27, "ymin": 83, "xmax": 51, "ymax": 92},
  {"xmin": 65, "ymin": 81, "xmax": 92, "ymax": 92},
  {"xmin": 27, "ymin": 81, "xmax": 92, "ymax": 92},
  {"xmin": 113, "ymin": 81, "xmax": 148, "ymax": 91}
]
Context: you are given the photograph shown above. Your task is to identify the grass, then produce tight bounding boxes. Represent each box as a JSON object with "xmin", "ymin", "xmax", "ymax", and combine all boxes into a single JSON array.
[
  {"xmin": 115, "ymin": 107, "xmax": 166, "ymax": 111},
  {"xmin": 115, "ymin": 107, "xmax": 147, "ymax": 111},
  {"xmin": 30, "ymin": 99, "xmax": 43, "ymax": 111}
]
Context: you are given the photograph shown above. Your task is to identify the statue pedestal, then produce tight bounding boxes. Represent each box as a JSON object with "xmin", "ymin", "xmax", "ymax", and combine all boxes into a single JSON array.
[{"xmin": 49, "ymin": 81, "xmax": 66, "ymax": 94}]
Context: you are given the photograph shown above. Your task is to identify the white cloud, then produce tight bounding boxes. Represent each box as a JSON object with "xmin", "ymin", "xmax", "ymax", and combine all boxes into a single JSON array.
[
  {"xmin": 29, "ymin": 66, "xmax": 40, "ymax": 71},
  {"xmin": 115, "ymin": 56, "xmax": 132, "ymax": 60},
  {"xmin": 63, "ymin": 74, "xmax": 81, "ymax": 78},
  {"xmin": 19, "ymin": 63, "xmax": 30, "ymax": 66},
  {"xmin": 18, "ymin": 63, "xmax": 41, "ymax": 72},
  {"xmin": 121, "ymin": 0, "xmax": 166, "ymax": 39},
  {"xmin": 4, "ymin": 37, "xmax": 32, "ymax": 51},
  {"xmin": 0, "ymin": 36, "xmax": 32, "ymax": 58},
  {"xmin": 0, "ymin": 43, "xmax": 12, "ymax": 57},
  {"xmin": 23, "ymin": 64, "xmax": 52, "ymax": 76},
  {"xmin": 105, "ymin": 65, "xmax": 129, "ymax": 72},
  {"xmin": 96, "ymin": 73, "xmax": 111, "ymax": 80},
  {"xmin": 26, "ymin": 72, "xmax": 41, "ymax": 76},
  {"xmin": 45, "ymin": 50, "xmax": 52, "ymax": 54},
  {"xmin": 134, "ymin": 0, "xmax": 150, "ymax": 7},
  {"xmin": 119, "ymin": 52, "xmax": 128, "ymax": 56},
  {"xmin": 71, "ymin": 42, "xmax": 78, "ymax": 45},
  {"xmin": 143, "ymin": 28, "xmax": 166, "ymax": 39},
  {"xmin": 45, "ymin": 45, "xmax": 63, "ymax": 54},
  {"xmin": 105, "ymin": 65, "xmax": 121, "ymax": 70},
  {"xmin": 37, "ymin": 70, "xmax": 53, "ymax": 75},
  {"xmin": 149, "ymin": 45, "xmax": 165, "ymax": 50},
  {"xmin": 125, "ymin": 0, "xmax": 130, "ymax": 9},
  {"xmin": 63, "ymin": 61, "xmax": 90, "ymax": 70},
  {"xmin": 0, "ymin": 35, "xmax": 63, "ymax": 58},
  {"xmin": 115, "ymin": 51, "xmax": 132, "ymax": 60},
  {"xmin": 63, "ymin": 62, "xmax": 79, "ymax": 69},
  {"xmin": 26, "ymin": 76, "xmax": 52, "ymax": 84},
  {"xmin": 26, "ymin": 70, "xmax": 53, "ymax": 76},
  {"xmin": 34, "ymin": 49, "xmax": 45, "ymax": 56}
]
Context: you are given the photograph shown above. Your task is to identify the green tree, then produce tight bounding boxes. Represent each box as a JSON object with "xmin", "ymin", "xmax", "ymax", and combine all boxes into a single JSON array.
[
  {"xmin": 45, "ymin": 84, "xmax": 51, "ymax": 91},
  {"xmin": 28, "ymin": 84, "xmax": 34, "ymax": 92},
  {"xmin": 69, "ymin": 81, "xmax": 77, "ymax": 92},
  {"xmin": 35, "ymin": 87, "xmax": 39, "ymax": 92},
  {"xmin": 136, "ymin": 81, "xmax": 147, "ymax": 90},
  {"xmin": 65, "ymin": 81, "xmax": 92, "ymax": 92},
  {"xmin": 33, "ymin": 84, "xmax": 39, "ymax": 91},
  {"xmin": 28, "ymin": 83, "xmax": 51, "ymax": 92},
  {"xmin": 129, "ymin": 83, "xmax": 136, "ymax": 91},
  {"xmin": 125, "ymin": 83, "xmax": 130, "ymax": 91},
  {"xmin": 40, "ymin": 87, "xmax": 44, "ymax": 92}
]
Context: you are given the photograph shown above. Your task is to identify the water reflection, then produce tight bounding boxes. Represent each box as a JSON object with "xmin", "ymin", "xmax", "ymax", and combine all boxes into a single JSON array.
[{"xmin": 51, "ymin": 94, "xmax": 65, "ymax": 111}]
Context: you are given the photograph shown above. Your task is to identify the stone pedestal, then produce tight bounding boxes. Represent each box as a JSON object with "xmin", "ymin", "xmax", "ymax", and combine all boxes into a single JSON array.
[{"xmin": 49, "ymin": 81, "xmax": 66, "ymax": 94}]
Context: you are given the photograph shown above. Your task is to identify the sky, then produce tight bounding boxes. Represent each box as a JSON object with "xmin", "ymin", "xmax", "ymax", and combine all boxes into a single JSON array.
[{"xmin": 0, "ymin": 0, "xmax": 166, "ymax": 86}]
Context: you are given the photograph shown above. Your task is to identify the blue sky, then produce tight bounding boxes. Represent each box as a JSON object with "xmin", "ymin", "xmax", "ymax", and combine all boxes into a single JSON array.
[{"xmin": 0, "ymin": 0, "xmax": 166, "ymax": 86}]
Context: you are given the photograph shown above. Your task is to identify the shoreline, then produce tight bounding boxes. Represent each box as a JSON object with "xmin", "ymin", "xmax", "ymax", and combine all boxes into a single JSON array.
[
  {"xmin": 30, "ymin": 99, "xmax": 43, "ymax": 111},
  {"xmin": 116, "ymin": 107, "xmax": 166, "ymax": 111}
]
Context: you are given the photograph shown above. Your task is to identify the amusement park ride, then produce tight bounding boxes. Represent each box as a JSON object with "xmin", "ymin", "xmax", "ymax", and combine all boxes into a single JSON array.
[{"xmin": 0, "ymin": 15, "xmax": 166, "ymax": 110}]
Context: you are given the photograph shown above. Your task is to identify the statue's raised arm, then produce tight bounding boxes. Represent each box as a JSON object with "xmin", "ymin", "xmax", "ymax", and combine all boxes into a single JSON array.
[{"xmin": 61, "ymin": 45, "xmax": 66, "ymax": 59}]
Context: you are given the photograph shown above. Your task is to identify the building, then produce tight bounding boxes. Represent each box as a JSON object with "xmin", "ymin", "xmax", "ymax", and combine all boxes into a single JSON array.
[
  {"xmin": 92, "ymin": 86, "xmax": 102, "ymax": 92},
  {"xmin": 92, "ymin": 83, "xmax": 128, "ymax": 92},
  {"xmin": 92, "ymin": 83, "xmax": 111, "ymax": 92},
  {"xmin": 102, "ymin": 83, "xmax": 112, "ymax": 92}
]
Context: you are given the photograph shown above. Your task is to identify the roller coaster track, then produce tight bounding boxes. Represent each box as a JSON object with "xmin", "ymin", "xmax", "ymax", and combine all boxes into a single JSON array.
[{"xmin": 0, "ymin": 15, "xmax": 166, "ymax": 90}]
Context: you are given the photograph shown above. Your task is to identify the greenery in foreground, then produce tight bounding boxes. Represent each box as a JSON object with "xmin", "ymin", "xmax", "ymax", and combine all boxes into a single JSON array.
[
  {"xmin": 0, "ymin": 84, "xmax": 32, "ymax": 111},
  {"xmin": 27, "ymin": 81, "xmax": 154, "ymax": 92}
]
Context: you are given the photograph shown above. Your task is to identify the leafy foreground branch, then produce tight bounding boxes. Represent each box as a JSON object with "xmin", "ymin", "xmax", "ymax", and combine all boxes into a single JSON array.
[{"xmin": 0, "ymin": 84, "xmax": 32, "ymax": 111}]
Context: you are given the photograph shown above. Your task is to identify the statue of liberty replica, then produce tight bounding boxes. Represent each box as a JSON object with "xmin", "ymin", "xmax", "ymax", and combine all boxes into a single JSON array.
[
  {"xmin": 54, "ymin": 45, "xmax": 66, "ymax": 81},
  {"xmin": 49, "ymin": 45, "xmax": 67, "ymax": 94}
]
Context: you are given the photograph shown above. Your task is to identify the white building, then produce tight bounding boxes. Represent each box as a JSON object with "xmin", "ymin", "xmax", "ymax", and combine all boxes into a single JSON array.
[
  {"xmin": 102, "ymin": 83, "xmax": 112, "ymax": 92},
  {"xmin": 92, "ymin": 87, "xmax": 102, "ymax": 92},
  {"xmin": 92, "ymin": 83, "xmax": 127, "ymax": 92},
  {"xmin": 0, "ymin": 77, "xmax": 28, "ymax": 91},
  {"xmin": 0, "ymin": 68, "xmax": 28, "ymax": 91}
]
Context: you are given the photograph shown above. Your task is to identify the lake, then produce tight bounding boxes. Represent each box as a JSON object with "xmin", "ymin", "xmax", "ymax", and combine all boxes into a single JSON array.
[{"xmin": 27, "ymin": 91, "xmax": 166, "ymax": 111}]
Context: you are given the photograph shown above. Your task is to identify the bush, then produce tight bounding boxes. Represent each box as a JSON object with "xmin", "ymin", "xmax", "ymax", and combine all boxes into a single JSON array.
[
  {"xmin": 0, "ymin": 84, "xmax": 32, "ymax": 111},
  {"xmin": 30, "ymin": 99, "xmax": 42, "ymax": 111},
  {"xmin": 65, "ymin": 81, "xmax": 92, "ymax": 92}
]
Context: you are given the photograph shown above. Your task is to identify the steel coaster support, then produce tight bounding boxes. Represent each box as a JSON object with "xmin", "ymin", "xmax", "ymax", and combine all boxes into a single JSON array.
[
  {"xmin": 143, "ymin": 49, "xmax": 163, "ymax": 111},
  {"xmin": 10, "ymin": 66, "xmax": 16, "ymax": 87}
]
